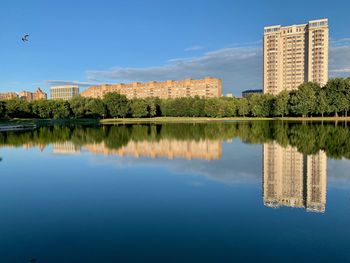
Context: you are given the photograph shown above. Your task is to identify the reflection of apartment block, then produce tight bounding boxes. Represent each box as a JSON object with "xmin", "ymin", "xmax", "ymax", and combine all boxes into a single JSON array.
[
  {"xmin": 306, "ymin": 152, "xmax": 327, "ymax": 212},
  {"xmin": 263, "ymin": 142, "xmax": 327, "ymax": 212},
  {"xmin": 52, "ymin": 142, "xmax": 81, "ymax": 155},
  {"xmin": 23, "ymin": 143, "xmax": 46, "ymax": 152},
  {"xmin": 264, "ymin": 19, "xmax": 329, "ymax": 95},
  {"xmin": 81, "ymin": 77, "xmax": 222, "ymax": 99},
  {"xmin": 84, "ymin": 139, "xmax": 222, "ymax": 160},
  {"xmin": 51, "ymin": 86, "xmax": 79, "ymax": 100},
  {"xmin": 263, "ymin": 142, "xmax": 305, "ymax": 208}
]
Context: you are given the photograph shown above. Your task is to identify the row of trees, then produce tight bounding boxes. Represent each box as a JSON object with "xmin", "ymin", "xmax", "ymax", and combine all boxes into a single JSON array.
[{"xmin": 0, "ymin": 77, "xmax": 349, "ymax": 119}]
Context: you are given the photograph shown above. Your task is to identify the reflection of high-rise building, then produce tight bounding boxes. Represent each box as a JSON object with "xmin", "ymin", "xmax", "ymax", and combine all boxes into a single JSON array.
[
  {"xmin": 84, "ymin": 139, "xmax": 222, "ymax": 160},
  {"xmin": 263, "ymin": 142, "xmax": 327, "ymax": 212},
  {"xmin": 306, "ymin": 153, "xmax": 327, "ymax": 212},
  {"xmin": 52, "ymin": 142, "xmax": 81, "ymax": 155}
]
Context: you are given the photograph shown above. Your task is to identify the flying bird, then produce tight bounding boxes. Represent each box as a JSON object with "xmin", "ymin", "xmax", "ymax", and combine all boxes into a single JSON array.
[{"xmin": 22, "ymin": 34, "xmax": 29, "ymax": 42}]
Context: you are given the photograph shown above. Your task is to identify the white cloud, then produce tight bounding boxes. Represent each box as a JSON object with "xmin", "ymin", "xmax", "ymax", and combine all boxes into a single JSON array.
[
  {"xmin": 184, "ymin": 45, "xmax": 204, "ymax": 51},
  {"xmin": 45, "ymin": 80, "xmax": 100, "ymax": 87},
  {"xmin": 87, "ymin": 45, "xmax": 263, "ymax": 95},
  {"xmin": 54, "ymin": 38, "xmax": 350, "ymax": 95},
  {"xmin": 329, "ymin": 45, "xmax": 350, "ymax": 77},
  {"xmin": 330, "ymin": 37, "xmax": 350, "ymax": 46}
]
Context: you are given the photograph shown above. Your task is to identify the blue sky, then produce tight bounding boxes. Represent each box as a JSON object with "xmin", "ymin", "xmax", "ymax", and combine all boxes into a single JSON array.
[{"xmin": 1, "ymin": 0, "xmax": 349, "ymax": 96}]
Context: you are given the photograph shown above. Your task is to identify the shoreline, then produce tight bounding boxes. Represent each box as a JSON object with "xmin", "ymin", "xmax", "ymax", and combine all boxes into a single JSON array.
[
  {"xmin": 100, "ymin": 116, "xmax": 350, "ymax": 124},
  {"xmin": 1, "ymin": 117, "xmax": 349, "ymax": 129}
]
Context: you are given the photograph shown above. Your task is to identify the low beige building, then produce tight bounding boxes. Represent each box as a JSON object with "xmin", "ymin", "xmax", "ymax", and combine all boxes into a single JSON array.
[
  {"xmin": 0, "ymin": 92, "xmax": 19, "ymax": 100},
  {"xmin": 81, "ymin": 77, "xmax": 222, "ymax": 99},
  {"xmin": 19, "ymin": 88, "xmax": 47, "ymax": 101},
  {"xmin": 51, "ymin": 85, "xmax": 79, "ymax": 100}
]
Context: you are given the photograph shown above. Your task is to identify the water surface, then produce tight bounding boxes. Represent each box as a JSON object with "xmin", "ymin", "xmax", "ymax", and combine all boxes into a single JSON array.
[{"xmin": 0, "ymin": 122, "xmax": 350, "ymax": 262}]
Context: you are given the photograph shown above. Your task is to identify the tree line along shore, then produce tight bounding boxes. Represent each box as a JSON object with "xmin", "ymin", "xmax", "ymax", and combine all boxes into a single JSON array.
[{"xmin": 0, "ymin": 77, "xmax": 349, "ymax": 120}]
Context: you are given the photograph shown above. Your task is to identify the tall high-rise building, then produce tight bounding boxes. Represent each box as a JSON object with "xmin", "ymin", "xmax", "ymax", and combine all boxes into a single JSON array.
[
  {"xmin": 263, "ymin": 19, "xmax": 329, "ymax": 95},
  {"xmin": 51, "ymin": 85, "xmax": 79, "ymax": 100},
  {"xmin": 263, "ymin": 142, "xmax": 327, "ymax": 213}
]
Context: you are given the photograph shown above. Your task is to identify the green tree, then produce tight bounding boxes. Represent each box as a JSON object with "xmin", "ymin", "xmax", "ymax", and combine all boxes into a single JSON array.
[
  {"xmin": 192, "ymin": 96, "xmax": 206, "ymax": 117},
  {"xmin": 5, "ymin": 99, "xmax": 31, "ymax": 118},
  {"xmin": 31, "ymin": 100, "xmax": 54, "ymax": 118},
  {"xmin": 315, "ymin": 88, "xmax": 329, "ymax": 118},
  {"xmin": 131, "ymin": 99, "xmax": 149, "ymax": 118},
  {"xmin": 290, "ymin": 82, "xmax": 317, "ymax": 117},
  {"xmin": 103, "ymin": 92, "xmax": 130, "ymax": 118},
  {"xmin": 248, "ymin": 94, "xmax": 274, "ymax": 117},
  {"xmin": 324, "ymin": 78, "xmax": 349, "ymax": 117},
  {"xmin": 86, "ymin": 98, "xmax": 106, "ymax": 118},
  {"xmin": 222, "ymin": 97, "xmax": 237, "ymax": 117},
  {"xmin": 52, "ymin": 100, "xmax": 71, "ymax": 119},
  {"xmin": 0, "ymin": 101, "xmax": 6, "ymax": 118},
  {"xmin": 274, "ymin": 91, "xmax": 290, "ymax": 117},
  {"xmin": 204, "ymin": 98, "xmax": 225, "ymax": 117},
  {"xmin": 70, "ymin": 96, "xmax": 88, "ymax": 118},
  {"xmin": 237, "ymin": 98, "xmax": 249, "ymax": 117},
  {"xmin": 145, "ymin": 97, "xmax": 160, "ymax": 117}
]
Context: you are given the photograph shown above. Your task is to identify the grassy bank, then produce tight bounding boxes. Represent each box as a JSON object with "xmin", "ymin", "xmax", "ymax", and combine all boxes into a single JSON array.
[{"xmin": 100, "ymin": 116, "xmax": 350, "ymax": 124}]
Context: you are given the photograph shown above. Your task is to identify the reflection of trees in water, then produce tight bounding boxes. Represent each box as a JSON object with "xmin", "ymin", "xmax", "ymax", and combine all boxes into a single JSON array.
[{"xmin": 0, "ymin": 122, "xmax": 350, "ymax": 159}]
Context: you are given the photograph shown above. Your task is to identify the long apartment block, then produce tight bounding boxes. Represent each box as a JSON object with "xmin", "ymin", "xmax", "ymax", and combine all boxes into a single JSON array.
[
  {"xmin": 263, "ymin": 19, "xmax": 329, "ymax": 94},
  {"xmin": 81, "ymin": 77, "xmax": 222, "ymax": 99}
]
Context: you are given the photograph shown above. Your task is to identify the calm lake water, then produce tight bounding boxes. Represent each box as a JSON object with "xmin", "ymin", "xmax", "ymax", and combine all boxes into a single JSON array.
[{"xmin": 1, "ymin": 121, "xmax": 350, "ymax": 262}]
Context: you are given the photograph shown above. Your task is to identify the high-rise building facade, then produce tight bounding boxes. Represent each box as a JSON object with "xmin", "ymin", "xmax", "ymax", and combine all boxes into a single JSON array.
[
  {"xmin": 263, "ymin": 19, "xmax": 329, "ymax": 95},
  {"xmin": 51, "ymin": 85, "xmax": 79, "ymax": 100},
  {"xmin": 263, "ymin": 142, "xmax": 327, "ymax": 213},
  {"xmin": 80, "ymin": 77, "xmax": 222, "ymax": 99}
]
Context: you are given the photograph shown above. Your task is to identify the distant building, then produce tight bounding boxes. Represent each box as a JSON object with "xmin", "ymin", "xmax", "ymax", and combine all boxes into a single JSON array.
[
  {"xmin": 34, "ymin": 88, "xmax": 48, "ymax": 100},
  {"xmin": 51, "ymin": 85, "xmax": 79, "ymax": 100},
  {"xmin": 19, "ymin": 88, "xmax": 47, "ymax": 101},
  {"xmin": 242, "ymin": 89, "xmax": 263, "ymax": 97},
  {"xmin": 0, "ymin": 92, "xmax": 19, "ymax": 100},
  {"xmin": 225, "ymin": 93, "xmax": 233, "ymax": 98},
  {"xmin": 81, "ymin": 77, "xmax": 222, "ymax": 99},
  {"xmin": 263, "ymin": 19, "xmax": 329, "ymax": 95}
]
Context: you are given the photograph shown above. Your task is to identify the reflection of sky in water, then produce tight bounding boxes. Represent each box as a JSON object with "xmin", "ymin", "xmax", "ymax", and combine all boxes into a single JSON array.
[{"xmin": 1, "ymin": 136, "xmax": 350, "ymax": 262}]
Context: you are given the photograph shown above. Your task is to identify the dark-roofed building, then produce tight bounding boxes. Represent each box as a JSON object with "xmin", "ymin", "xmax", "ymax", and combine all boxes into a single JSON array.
[{"xmin": 242, "ymin": 89, "xmax": 263, "ymax": 97}]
